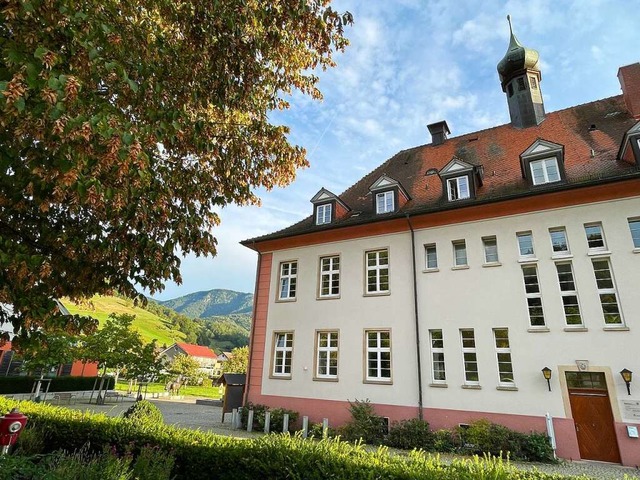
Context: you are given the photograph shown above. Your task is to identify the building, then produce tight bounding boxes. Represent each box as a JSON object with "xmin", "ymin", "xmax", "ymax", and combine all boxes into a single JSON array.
[
  {"xmin": 160, "ymin": 342, "xmax": 221, "ymax": 377},
  {"xmin": 241, "ymin": 24, "xmax": 640, "ymax": 466}
]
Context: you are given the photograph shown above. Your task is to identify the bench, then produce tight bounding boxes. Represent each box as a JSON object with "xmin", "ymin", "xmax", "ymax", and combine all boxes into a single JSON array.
[
  {"xmin": 102, "ymin": 391, "xmax": 126, "ymax": 403},
  {"xmin": 52, "ymin": 392, "xmax": 76, "ymax": 405}
]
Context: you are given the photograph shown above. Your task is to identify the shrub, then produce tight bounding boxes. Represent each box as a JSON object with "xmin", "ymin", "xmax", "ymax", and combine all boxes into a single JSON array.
[
  {"xmin": 239, "ymin": 403, "xmax": 299, "ymax": 433},
  {"xmin": 308, "ymin": 422, "xmax": 338, "ymax": 439},
  {"xmin": 339, "ymin": 399, "xmax": 387, "ymax": 444},
  {"xmin": 123, "ymin": 400, "xmax": 163, "ymax": 425},
  {"xmin": 522, "ymin": 432, "xmax": 555, "ymax": 463},
  {"xmin": 432, "ymin": 429, "xmax": 456, "ymax": 453},
  {"xmin": 385, "ymin": 418, "xmax": 434, "ymax": 450},
  {"xmin": 0, "ymin": 376, "xmax": 114, "ymax": 394}
]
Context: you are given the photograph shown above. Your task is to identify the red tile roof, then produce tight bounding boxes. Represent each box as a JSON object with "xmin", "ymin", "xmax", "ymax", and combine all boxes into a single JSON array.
[
  {"xmin": 176, "ymin": 343, "xmax": 217, "ymax": 359},
  {"xmin": 244, "ymin": 95, "xmax": 639, "ymax": 245}
]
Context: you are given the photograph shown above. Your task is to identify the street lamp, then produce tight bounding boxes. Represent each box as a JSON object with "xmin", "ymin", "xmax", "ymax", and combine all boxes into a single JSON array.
[
  {"xmin": 620, "ymin": 368, "xmax": 633, "ymax": 396},
  {"xmin": 542, "ymin": 367, "xmax": 552, "ymax": 392}
]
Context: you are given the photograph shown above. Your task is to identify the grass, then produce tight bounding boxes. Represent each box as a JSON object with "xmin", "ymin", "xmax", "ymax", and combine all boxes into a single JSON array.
[
  {"xmin": 63, "ymin": 295, "xmax": 185, "ymax": 346},
  {"xmin": 115, "ymin": 381, "xmax": 222, "ymax": 399}
]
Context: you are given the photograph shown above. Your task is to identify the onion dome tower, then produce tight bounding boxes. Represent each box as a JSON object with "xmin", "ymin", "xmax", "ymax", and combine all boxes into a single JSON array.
[{"xmin": 497, "ymin": 16, "xmax": 546, "ymax": 128}]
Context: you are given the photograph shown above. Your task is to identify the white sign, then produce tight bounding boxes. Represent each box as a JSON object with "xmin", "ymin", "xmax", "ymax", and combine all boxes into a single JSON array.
[
  {"xmin": 621, "ymin": 400, "xmax": 640, "ymax": 421},
  {"xmin": 627, "ymin": 426, "xmax": 639, "ymax": 438}
]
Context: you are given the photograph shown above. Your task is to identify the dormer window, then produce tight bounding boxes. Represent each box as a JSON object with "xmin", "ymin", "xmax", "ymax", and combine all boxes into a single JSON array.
[
  {"xmin": 447, "ymin": 176, "xmax": 470, "ymax": 201},
  {"xmin": 376, "ymin": 191, "xmax": 394, "ymax": 214},
  {"xmin": 438, "ymin": 157, "xmax": 483, "ymax": 203},
  {"xmin": 520, "ymin": 139, "xmax": 565, "ymax": 186},
  {"xmin": 316, "ymin": 204, "xmax": 332, "ymax": 225},
  {"xmin": 617, "ymin": 121, "xmax": 640, "ymax": 166}
]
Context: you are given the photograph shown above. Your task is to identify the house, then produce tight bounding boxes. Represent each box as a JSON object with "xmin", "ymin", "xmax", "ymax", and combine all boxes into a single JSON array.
[
  {"xmin": 160, "ymin": 342, "xmax": 221, "ymax": 377},
  {"xmin": 241, "ymin": 23, "xmax": 640, "ymax": 466}
]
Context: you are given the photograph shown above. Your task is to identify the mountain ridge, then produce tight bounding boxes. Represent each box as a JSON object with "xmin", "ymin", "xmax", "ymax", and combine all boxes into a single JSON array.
[{"xmin": 158, "ymin": 288, "xmax": 253, "ymax": 319}]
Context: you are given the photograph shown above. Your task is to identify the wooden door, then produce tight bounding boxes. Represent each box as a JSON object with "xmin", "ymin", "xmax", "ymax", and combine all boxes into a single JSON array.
[{"xmin": 568, "ymin": 386, "xmax": 620, "ymax": 463}]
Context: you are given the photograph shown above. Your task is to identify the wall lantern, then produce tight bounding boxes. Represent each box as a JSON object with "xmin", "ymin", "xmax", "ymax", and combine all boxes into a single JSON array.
[
  {"xmin": 620, "ymin": 368, "xmax": 633, "ymax": 396},
  {"xmin": 541, "ymin": 367, "xmax": 552, "ymax": 392}
]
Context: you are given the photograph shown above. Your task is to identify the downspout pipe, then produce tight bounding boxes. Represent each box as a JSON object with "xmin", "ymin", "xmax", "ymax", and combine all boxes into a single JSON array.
[
  {"xmin": 243, "ymin": 242, "xmax": 262, "ymax": 405},
  {"xmin": 405, "ymin": 213, "xmax": 424, "ymax": 420}
]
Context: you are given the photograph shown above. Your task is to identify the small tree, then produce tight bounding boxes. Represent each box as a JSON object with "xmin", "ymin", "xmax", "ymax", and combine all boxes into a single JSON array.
[
  {"xmin": 168, "ymin": 354, "xmax": 202, "ymax": 385},
  {"xmin": 222, "ymin": 346, "xmax": 249, "ymax": 374}
]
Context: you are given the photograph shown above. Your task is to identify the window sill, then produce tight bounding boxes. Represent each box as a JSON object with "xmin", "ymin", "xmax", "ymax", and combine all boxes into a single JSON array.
[
  {"xmin": 563, "ymin": 326, "xmax": 588, "ymax": 332},
  {"xmin": 603, "ymin": 325, "xmax": 630, "ymax": 332},
  {"xmin": 482, "ymin": 262, "xmax": 502, "ymax": 268},
  {"xmin": 363, "ymin": 291, "xmax": 391, "ymax": 297},
  {"xmin": 429, "ymin": 383, "xmax": 448, "ymax": 388},
  {"xmin": 275, "ymin": 298, "xmax": 297, "ymax": 303},
  {"xmin": 496, "ymin": 385, "xmax": 518, "ymax": 391},
  {"xmin": 364, "ymin": 379, "xmax": 393, "ymax": 385},
  {"xmin": 633, "ymin": 248, "xmax": 640, "ymax": 254},
  {"xmin": 587, "ymin": 250, "xmax": 611, "ymax": 257},
  {"xmin": 518, "ymin": 257, "xmax": 538, "ymax": 263},
  {"xmin": 527, "ymin": 327, "xmax": 550, "ymax": 333},
  {"xmin": 422, "ymin": 268, "xmax": 440, "ymax": 273},
  {"xmin": 269, "ymin": 375, "xmax": 292, "ymax": 380},
  {"xmin": 461, "ymin": 384, "xmax": 481, "ymax": 390},
  {"xmin": 451, "ymin": 265, "xmax": 470, "ymax": 271},
  {"xmin": 313, "ymin": 377, "xmax": 339, "ymax": 382},
  {"xmin": 551, "ymin": 253, "xmax": 573, "ymax": 260},
  {"xmin": 316, "ymin": 295, "xmax": 340, "ymax": 301}
]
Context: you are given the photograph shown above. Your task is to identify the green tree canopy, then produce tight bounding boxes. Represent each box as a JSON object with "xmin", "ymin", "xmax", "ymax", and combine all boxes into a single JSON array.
[
  {"xmin": 168, "ymin": 354, "xmax": 202, "ymax": 384},
  {"xmin": 0, "ymin": 0, "xmax": 351, "ymax": 346},
  {"xmin": 222, "ymin": 346, "xmax": 248, "ymax": 374}
]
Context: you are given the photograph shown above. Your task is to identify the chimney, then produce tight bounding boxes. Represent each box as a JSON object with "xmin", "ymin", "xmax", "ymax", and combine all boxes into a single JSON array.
[
  {"xmin": 618, "ymin": 62, "xmax": 640, "ymax": 119},
  {"xmin": 428, "ymin": 121, "xmax": 450, "ymax": 146}
]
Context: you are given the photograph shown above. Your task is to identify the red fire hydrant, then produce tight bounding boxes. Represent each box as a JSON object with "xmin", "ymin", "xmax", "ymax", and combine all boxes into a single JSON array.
[{"xmin": 0, "ymin": 408, "xmax": 28, "ymax": 454}]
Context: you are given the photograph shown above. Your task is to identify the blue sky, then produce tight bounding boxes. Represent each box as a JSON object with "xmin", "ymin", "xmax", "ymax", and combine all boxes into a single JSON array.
[{"xmin": 152, "ymin": 0, "xmax": 640, "ymax": 300}]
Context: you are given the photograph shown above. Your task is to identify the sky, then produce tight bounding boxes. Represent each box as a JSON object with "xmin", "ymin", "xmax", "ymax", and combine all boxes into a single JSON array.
[{"xmin": 152, "ymin": 0, "xmax": 640, "ymax": 300}]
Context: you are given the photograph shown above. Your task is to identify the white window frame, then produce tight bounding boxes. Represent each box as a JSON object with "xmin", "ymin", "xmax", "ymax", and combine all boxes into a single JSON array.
[
  {"xmin": 549, "ymin": 228, "xmax": 570, "ymax": 256},
  {"xmin": 452, "ymin": 240, "xmax": 468, "ymax": 267},
  {"xmin": 555, "ymin": 262, "xmax": 582, "ymax": 327},
  {"xmin": 521, "ymin": 265, "xmax": 545, "ymax": 327},
  {"xmin": 376, "ymin": 191, "xmax": 394, "ymax": 214},
  {"xmin": 530, "ymin": 157, "xmax": 560, "ymax": 185},
  {"xmin": 516, "ymin": 231, "xmax": 535, "ymax": 258},
  {"xmin": 278, "ymin": 261, "xmax": 297, "ymax": 300},
  {"xmin": 315, "ymin": 331, "xmax": 338, "ymax": 380},
  {"xmin": 447, "ymin": 176, "xmax": 470, "ymax": 201},
  {"xmin": 272, "ymin": 332, "xmax": 293, "ymax": 378},
  {"xmin": 460, "ymin": 329, "xmax": 479, "ymax": 385},
  {"xmin": 365, "ymin": 249, "xmax": 389, "ymax": 294},
  {"xmin": 425, "ymin": 243, "xmax": 438, "ymax": 270},
  {"xmin": 319, "ymin": 255, "xmax": 340, "ymax": 298},
  {"xmin": 482, "ymin": 236, "xmax": 499, "ymax": 264},
  {"xmin": 629, "ymin": 218, "xmax": 640, "ymax": 249},
  {"xmin": 591, "ymin": 259, "xmax": 624, "ymax": 326},
  {"xmin": 493, "ymin": 328, "xmax": 515, "ymax": 387},
  {"xmin": 365, "ymin": 330, "xmax": 392, "ymax": 383},
  {"xmin": 316, "ymin": 203, "xmax": 332, "ymax": 225},
  {"xmin": 584, "ymin": 223, "xmax": 606, "ymax": 252},
  {"xmin": 429, "ymin": 329, "xmax": 446, "ymax": 384}
]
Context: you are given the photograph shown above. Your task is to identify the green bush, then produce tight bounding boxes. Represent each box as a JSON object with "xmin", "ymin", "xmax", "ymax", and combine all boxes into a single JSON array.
[
  {"xmin": 432, "ymin": 429, "xmax": 457, "ymax": 453},
  {"xmin": 122, "ymin": 400, "xmax": 164, "ymax": 425},
  {"xmin": 308, "ymin": 422, "xmax": 338, "ymax": 439},
  {"xmin": 240, "ymin": 402, "xmax": 299, "ymax": 433},
  {"xmin": 339, "ymin": 399, "xmax": 387, "ymax": 445},
  {"xmin": 0, "ymin": 376, "xmax": 114, "ymax": 394},
  {"xmin": 385, "ymin": 418, "xmax": 434, "ymax": 450}
]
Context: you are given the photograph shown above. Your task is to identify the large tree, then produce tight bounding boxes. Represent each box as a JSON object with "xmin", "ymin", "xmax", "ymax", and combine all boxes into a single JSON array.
[{"xmin": 0, "ymin": 1, "xmax": 351, "ymax": 346}]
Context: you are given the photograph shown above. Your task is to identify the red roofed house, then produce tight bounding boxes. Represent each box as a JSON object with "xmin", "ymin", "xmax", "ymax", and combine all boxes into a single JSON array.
[
  {"xmin": 241, "ymin": 23, "xmax": 640, "ymax": 467},
  {"xmin": 160, "ymin": 342, "xmax": 221, "ymax": 377}
]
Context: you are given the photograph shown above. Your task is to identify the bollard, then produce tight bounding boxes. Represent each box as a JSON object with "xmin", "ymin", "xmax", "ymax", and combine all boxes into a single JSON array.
[
  {"xmin": 282, "ymin": 413, "xmax": 289, "ymax": 433},
  {"xmin": 302, "ymin": 416, "xmax": 309, "ymax": 438},
  {"xmin": 247, "ymin": 409, "xmax": 254, "ymax": 432},
  {"xmin": 231, "ymin": 408, "xmax": 238, "ymax": 429},
  {"xmin": 322, "ymin": 418, "xmax": 329, "ymax": 439},
  {"xmin": 264, "ymin": 411, "xmax": 271, "ymax": 433}
]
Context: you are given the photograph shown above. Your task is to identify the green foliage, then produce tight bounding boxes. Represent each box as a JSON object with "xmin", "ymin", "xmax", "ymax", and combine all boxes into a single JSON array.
[
  {"xmin": 432, "ymin": 429, "xmax": 457, "ymax": 453},
  {"xmin": 0, "ymin": 376, "xmax": 113, "ymax": 394},
  {"xmin": 19, "ymin": 333, "xmax": 81, "ymax": 374},
  {"xmin": 339, "ymin": 399, "xmax": 387, "ymax": 445},
  {"xmin": 308, "ymin": 422, "xmax": 338, "ymax": 439},
  {"xmin": 240, "ymin": 403, "xmax": 299, "ymax": 433},
  {"xmin": 197, "ymin": 319, "xmax": 249, "ymax": 353},
  {"xmin": 168, "ymin": 354, "xmax": 202, "ymax": 384},
  {"xmin": 142, "ymin": 298, "xmax": 201, "ymax": 344},
  {"xmin": 161, "ymin": 289, "xmax": 253, "ymax": 318},
  {"xmin": 221, "ymin": 346, "xmax": 249, "ymax": 374},
  {"xmin": 123, "ymin": 400, "xmax": 163, "ymax": 425},
  {"xmin": 385, "ymin": 418, "xmax": 435, "ymax": 451},
  {"xmin": 0, "ymin": 398, "xmax": 573, "ymax": 480}
]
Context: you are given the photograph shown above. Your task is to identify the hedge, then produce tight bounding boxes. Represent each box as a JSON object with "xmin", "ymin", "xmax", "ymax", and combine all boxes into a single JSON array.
[
  {"xmin": 0, "ymin": 398, "xmax": 585, "ymax": 480},
  {"xmin": 0, "ymin": 376, "xmax": 114, "ymax": 394}
]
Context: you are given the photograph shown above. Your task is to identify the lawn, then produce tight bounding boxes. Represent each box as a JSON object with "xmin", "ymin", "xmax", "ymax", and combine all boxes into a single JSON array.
[{"xmin": 115, "ymin": 381, "xmax": 222, "ymax": 399}]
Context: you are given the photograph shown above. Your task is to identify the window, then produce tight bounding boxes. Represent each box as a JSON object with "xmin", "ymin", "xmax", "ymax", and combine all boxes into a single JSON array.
[
  {"xmin": 549, "ymin": 228, "xmax": 570, "ymax": 255},
  {"xmin": 522, "ymin": 265, "xmax": 545, "ymax": 327},
  {"xmin": 555, "ymin": 263, "xmax": 582, "ymax": 326},
  {"xmin": 316, "ymin": 204, "xmax": 332, "ymax": 225},
  {"xmin": 530, "ymin": 77, "xmax": 538, "ymax": 89},
  {"xmin": 278, "ymin": 261, "xmax": 297, "ymax": 300},
  {"xmin": 429, "ymin": 330, "xmax": 446, "ymax": 383},
  {"xmin": 628, "ymin": 218, "xmax": 640, "ymax": 248},
  {"xmin": 425, "ymin": 244, "xmax": 438, "ymax": 270},
  {"xmin": 453, "ymin": 240, "xmax": 467, "ymax": 267},
  {"xmin": 319, "ymin": 256, "xmax": 340, "ymax": 298},
  {"xmin": 508, "ymin": 83, "xmax": 514, "ymax": 97},
  {"xmin": 591, "ymin": 259, "xmax": 623, "ymax": 325},
  {"xmin": 447, "ymin": 176, "xmax": 470, "ymax": 201},
  {"xmin": 493, "ymin": 329, "xmax": 514, "ymax": 386},
  {"xmin": 517, "ymin": 231, "xmax": 535, "ymax": 257},
  {"xmin": 482, "ymin": 236, "xmax": 499, "ymax": 264},
  {"xmin": 365, "ymin": 330, "xmax": 391, "ymax": 382},
  {"xmin": 315, "ymin": 331, "xmax": 338, "ymax": 379},
  {"xmin": 460, "ymin": 329, "xmax": 479, "ymax": 384},
  {"xmin": 376, "ymin": 191, "xmax": 394, "ymax": 214},
  {"xmin": 584, "ymin": 223, "xmax": 606, "ymax": 251},
  {"xmin": 530, "ymin": 158, "xmax": 560, "ymax": 185},
  {"xmin": 272, "ymin": 332, "xmax": 293, "ymax": 377},
  {"xmin": 517, "ymin": 77, "xmax": 526, "ymax": 91},
  {"xmin": 366, "ymin": 249, "xmax": 389, "ymax": 294}
]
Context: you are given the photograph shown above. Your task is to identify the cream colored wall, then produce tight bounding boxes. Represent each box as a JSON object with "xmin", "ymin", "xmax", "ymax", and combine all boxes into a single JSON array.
[{"xmin": 416, "ymin": 196, "xmax": 640, "ymax": 420}]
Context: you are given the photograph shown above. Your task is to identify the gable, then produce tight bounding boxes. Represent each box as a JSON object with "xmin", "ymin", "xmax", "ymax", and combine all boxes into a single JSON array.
[
  {"xmin": 521, "ymin": 139, "xmax": 563, "ymax": 158},
  {"xmin": 310, "ymin": 188, "xmax": 337, "ymax": 204},
  {"xmin": 439, "ymin": 157, "xmax": 475, "ymax": 176},
  {"xmin": 369, "ymin": 175, "xmax": 399, "ymax": 191}
]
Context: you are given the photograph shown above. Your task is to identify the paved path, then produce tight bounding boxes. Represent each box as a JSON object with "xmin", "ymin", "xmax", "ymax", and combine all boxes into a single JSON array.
[{"xmin": 63, "ymin": 397, "xmax": 639, "ymax": 479}]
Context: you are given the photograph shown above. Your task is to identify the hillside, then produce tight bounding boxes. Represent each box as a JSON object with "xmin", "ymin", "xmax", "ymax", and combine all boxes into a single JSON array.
[
  {"xmin": 159, "ymin": 289, "xmax": 253, "ymax": 318},
  {"xmin": 63, "ymin": 295, "xmax": 186, "ymax": 346}
]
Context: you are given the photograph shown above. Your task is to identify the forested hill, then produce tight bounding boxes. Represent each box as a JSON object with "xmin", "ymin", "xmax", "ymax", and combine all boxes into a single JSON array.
[{"xmin": 159, "ymin": 289, "xmax": 253, "ymax": 318}]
